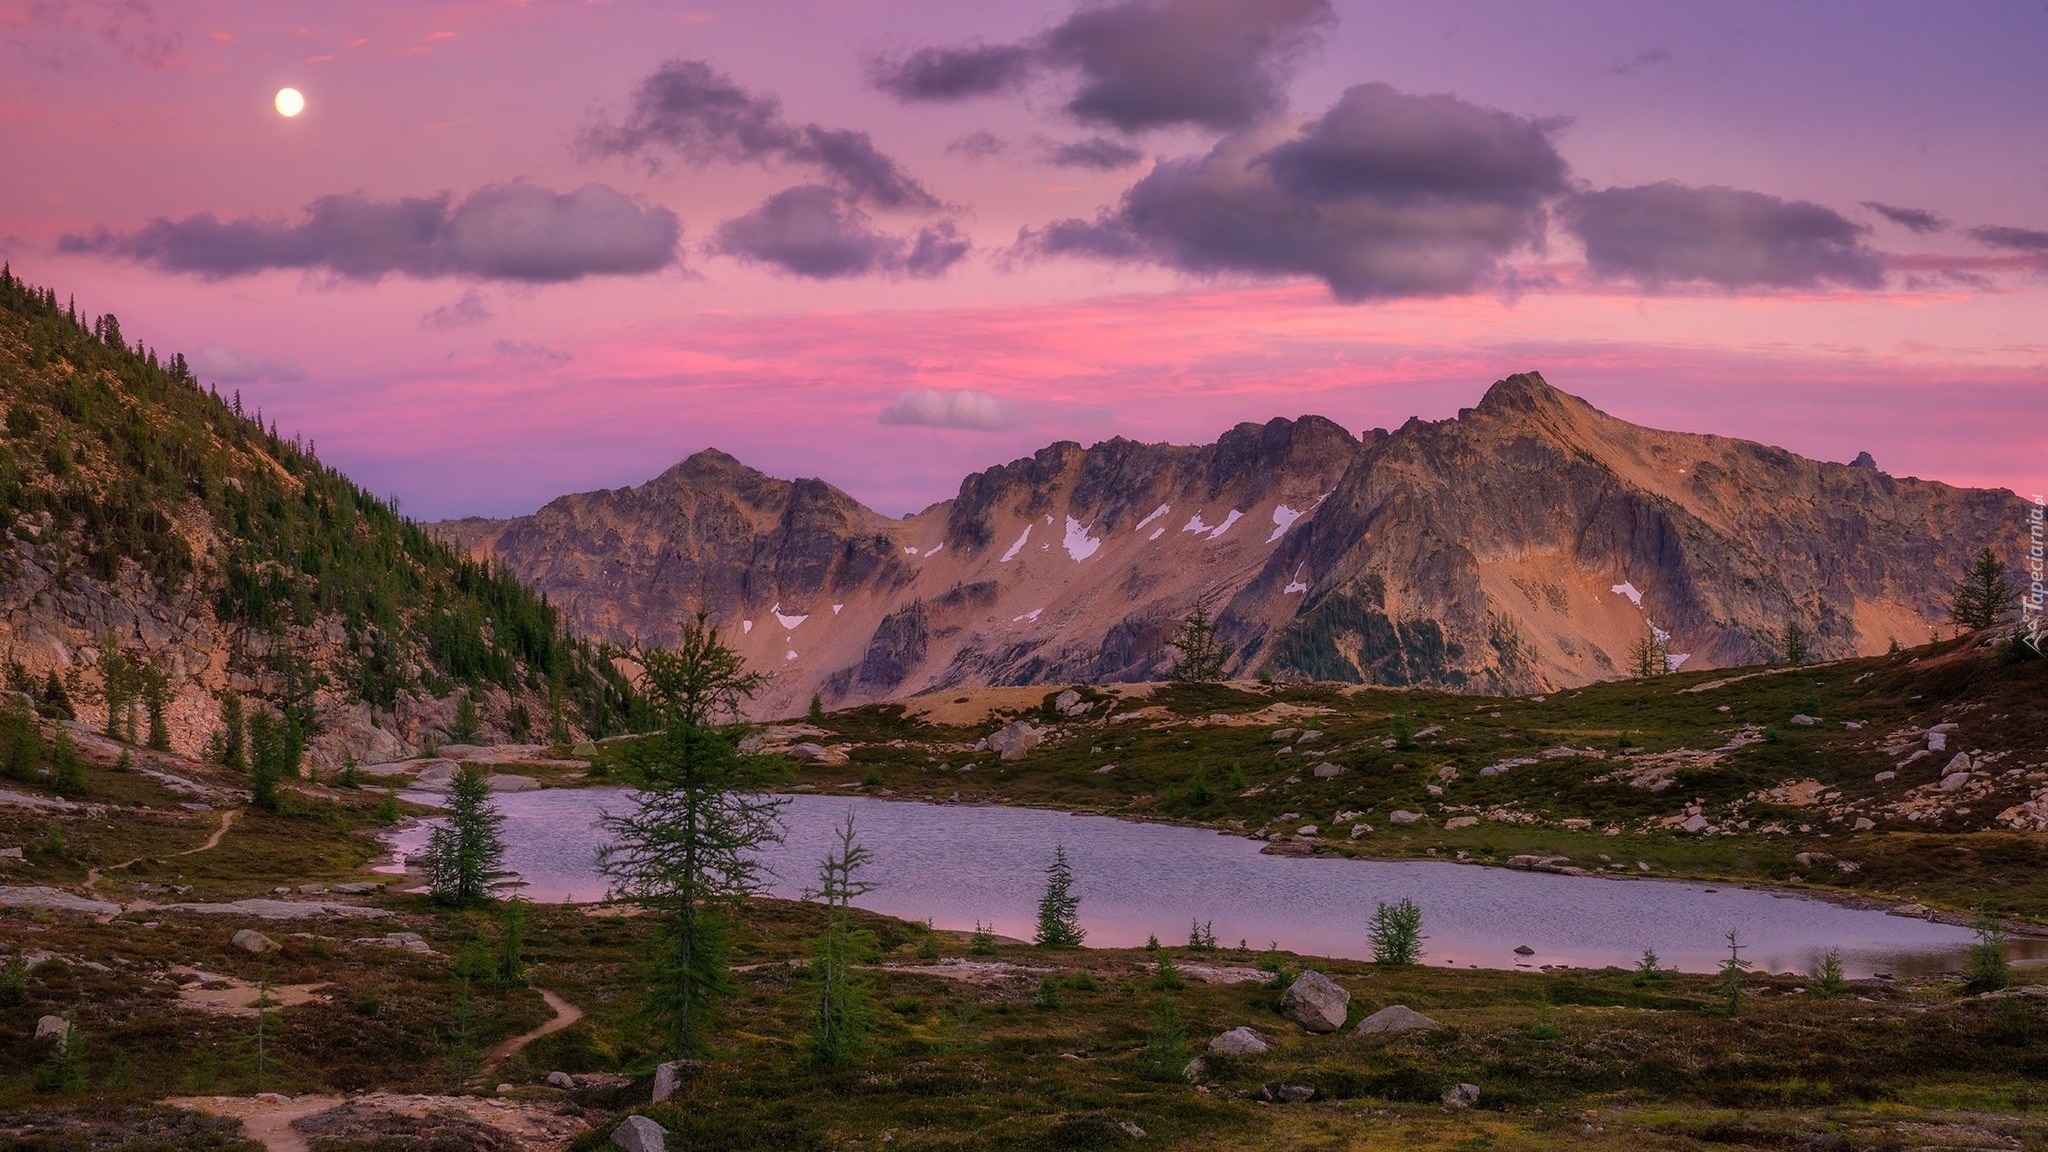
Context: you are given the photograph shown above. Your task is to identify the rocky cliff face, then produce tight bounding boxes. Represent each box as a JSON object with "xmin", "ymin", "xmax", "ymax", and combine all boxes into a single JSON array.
[{"xmin": 435, "ymin": 373, "xmax": 2025, "ymax": 717}]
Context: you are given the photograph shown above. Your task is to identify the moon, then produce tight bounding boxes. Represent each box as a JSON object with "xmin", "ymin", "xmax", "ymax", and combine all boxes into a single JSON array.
[{"xmin": 274, "ymin": 88, "xmax": 305, "ymax": 118}]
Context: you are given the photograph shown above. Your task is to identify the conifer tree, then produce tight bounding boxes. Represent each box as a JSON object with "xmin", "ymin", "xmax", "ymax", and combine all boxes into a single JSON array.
[
  {"xmin": 1629, "ymin": 632, "xmax": 1666, "ymax": 678},
  {"xmin": 50, "ymin": 729, "xmax": 87, "ymax": 797},
  {"xmin": 807, "ymin": 813, "xmax": 877, "ymax": 1066},
  {"xmin": 597, "ymin": 611, "xmax": 784, "ymax": 1061},
  {"xmin": 1950, "ymin": 547, "xmax": 2017, "ymax": 632},
  {"xmin": 38, "ymin": 671, "xmax": 73, "ymax": 721},
  {"xmin": 1167, "ymin": 600, "xmax": 1229, "ymax": 682},
  {"xmin": 1034, "ymin": 844, "xmax": 1086, "ymax": 947},
  {"xmin": 421, "ymin": 764, "xmax": 508, "ymax": 906}
]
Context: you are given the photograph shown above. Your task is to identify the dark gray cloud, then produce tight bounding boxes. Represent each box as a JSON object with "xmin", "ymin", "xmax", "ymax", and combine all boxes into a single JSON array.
[
  {"xmin": 1562, "ymin": 183, "xmax": 1885, "ymax": 290},
  {"xmin": 188, "ymin": 345, "xmax": 303, "ymax": 385},
  {"xmin": 1043, "ymin": 136, "xmax": 1145, "ymax": 170},
  {"xmin": 1608, "ymin": 47, "xmax": 1672, "ymax": 77},
  {"xmin": 491, "ymin": 339, "xmax": 571, "ymax": 367},
  {"xmin": 59, "ymin": 181, "xmax": 681, "ymax": 282},
  {"xmin": 711, "ymin": 185, "xmax": 969, "ymax": 280},
  {"xmin": 947, "ymin": 131, "xmax": 1008, "ymax": 159},
  {"xmin": 869, "ymin": 43, "xmax": 1036, "ymax": 101},
  {"xmin": 582, "ymin": 59, "xmax": 938, "ymax": 211},
  {"xmin": 1017, "ymin": 83, "xmax": 1568, "ymax": 301},
  {"xmin": 13, "ymin": 0, "xmax": 182, "ymax": 70},
  {"xmin": 872, "ymin": 0, "xmax": 1334, "ymax": 134},
  {"xmin": 422, "ymin": 287, "xmax": 491, "ymax": 330},
  {"xmin": 1862, "ymin": 201, "xmax": 1947, "ymax": 234},
  {"xmin": 1969, "ymin": 224, "xmax": 2048, "ymax": 252}
]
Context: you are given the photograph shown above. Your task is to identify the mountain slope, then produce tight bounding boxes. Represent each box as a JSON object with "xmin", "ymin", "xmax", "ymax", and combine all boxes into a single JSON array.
[
  {"xmin": 0, "ymin": 269, "xmax": 640, "ymax": 768},
  {"xmin": 438, "ymin": 372, "xmax": 2023, "ymax": 717}
]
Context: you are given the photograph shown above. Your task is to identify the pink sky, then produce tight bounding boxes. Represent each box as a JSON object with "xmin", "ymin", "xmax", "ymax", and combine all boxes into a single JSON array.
[{"xmin": 3, "ymin": 0, "xmax": 2043, "ymax": 518}]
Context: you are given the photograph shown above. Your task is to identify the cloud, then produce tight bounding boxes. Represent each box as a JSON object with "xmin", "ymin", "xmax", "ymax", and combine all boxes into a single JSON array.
[
  {"xmin": 869, "ymin": 42, "xmax": 1036, "ymax": 101},
  {"xmin": 878, "ymin": 388, "xmax": 1015, "ymax": 431},
  {"xmin": 582, "ymin": 59, "xmax": 939, "ymax": 211},
  {"xmin": 1562, "ymin": 183, "xmax": 1886, "ymax": 290},
  {"xmin": 58, "ymin": 181, "xmax": 681, "ymax": 282},
  {"xmin": 422, "ymin": 287, "xmax": 491, "ymax": 329},
  {"xmin": 1969, "ymin": 224, "xmax": 2048, "ymax": 252},
  {"xmin": 1861, "ymin": 201, "xmax": 1947, "ymax": 234},
  {"xmin": 1608, "ymin": 47, "xmax": 1672, "ymax": 77},
  {"xmin": 947, "ymin": 131, "xmax": 1008, "ymax": 159},
  {"xmin": 11, "ymin": 0, "xmax": 183, "ymax": 70},
  {"xmin": 1043, "ymin": 136, "xmax": 1145, "ymax": 170},
  {"xmin": 710, "ymin": 185, "xmax": 969, "ymax": 279},
  {"xmin": 491, "ymin": 339, "xmax": 570, "ymax": 366},
  {"xmin": 1017, "ymin": 83, "xmax": 1569, "ymax": 301},
  {"xmin": 188, "ymin": 345, "xmax": 304, "ymax": 384},
  {"xmin": 872, "ymin": 0, "xmax": 1335, "ymax": 134}
]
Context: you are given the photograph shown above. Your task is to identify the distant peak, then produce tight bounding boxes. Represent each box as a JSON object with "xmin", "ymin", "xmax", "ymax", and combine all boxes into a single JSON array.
[{"xmin": 1474, "ymin": 372, "xmax": 1568, "ymax": 415}]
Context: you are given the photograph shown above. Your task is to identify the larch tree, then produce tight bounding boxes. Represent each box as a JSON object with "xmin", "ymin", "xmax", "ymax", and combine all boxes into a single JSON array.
[
  {"xmin": 1950, "ymin": 547, "xmax": 2017, "ymax": 632},
  {"xmin": 597, "ymin": 611, "xmax": 785, "ymax": 1062},
  {"xmin": 420, "ymin": 764, "xmax": 508, "ymax": 906}
]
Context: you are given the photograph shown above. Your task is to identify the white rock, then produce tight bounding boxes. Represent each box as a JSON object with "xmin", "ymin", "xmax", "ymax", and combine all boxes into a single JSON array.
[
  {"xmin": 548, "ymin": 1071, "xmax": 576, "ymax": 1089},
  {"xmin": 35, "ymin": 1015, "xmax": 69, "ymax": 1046},
  {"xmin": 1789, "ymin": 714, "xmax": 1819, "ymax": 726},
  {"xmin": 1444, "ymin": 816, "xmax": 1479, "ymax": 830},
  {"xmin": 987, "ymin": 721, "xmax": 1045, "ymax": 761},
  {"xmin": 1853, "ymin": 817, "xmax": 1876, "ymax": 831},
  {"xmin": 1443, "ymin": 1083, "xmax": 1481, "ymax": 1107},
  {"xmin": 1207, "ymin": 1026, "xmax": 1272, "ymax": 1056},
  {"xmin": 231, "ymin": 929, "xmax": 280, "ymax": 954},
  {"xmin": 613, "ymin": 1115, "xmax": 667, "ymax": 1152},
  {"xmin": 1939, "ymin": 772, "xmax": 1972, "ymax": 792},
  {"xmin": 1311, "ymin": 761, "xmax": 1345, "ymax": 778},
  {"xmin": 1279, "ymin": 970, "xmax": 1350, "ymax": 1033},
  {"xmin": 652, "ymin": 1060, "xmax": 687, "ymax": 1103},
  {"xmin": 1355, "ymin": 1005, "xmax": 1438, "ymax": 1036},
  {"xmin": 1388, "ymin": 810, "xmax": 1423, "ymax": 825},
  {"xmin": 1941, "ymin": 752, "xmax": 1973, "ymax": 777}
]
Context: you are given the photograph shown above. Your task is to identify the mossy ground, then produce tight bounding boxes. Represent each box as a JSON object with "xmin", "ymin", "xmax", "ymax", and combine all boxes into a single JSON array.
[{"xmin": 4, "ymin": 638, "xmax": 2047, "ymax": 1148}]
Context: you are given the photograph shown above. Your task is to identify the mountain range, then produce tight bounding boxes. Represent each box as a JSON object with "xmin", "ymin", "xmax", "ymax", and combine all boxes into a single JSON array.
[{"xmin": 433, "ymin": 372, "xmax": 2022, "ymax": 718}]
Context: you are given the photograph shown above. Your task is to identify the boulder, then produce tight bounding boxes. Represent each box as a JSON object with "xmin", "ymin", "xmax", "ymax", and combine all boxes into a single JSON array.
[
  {"xmin": 329, "ymin": 881, "xmax": 384, "ymax": 895},
  {"xmin": 1182, "ymin": 1057, "xmax": 1210, "ymax": 1083},
  {"xmin": 1941, "ymin": 752, "xmax": 1973, "ymax": 777},
  {"xmin": 987, "ymin": 721, "xmax": 1045, "ymax": 761},
  {"xmin": 612, "ymin": 1115, "xmax": 667, "ymax": 1152},
  {"xmin": 413, "ymin": 762, "xmax": 459, "ymax": 788},
  {"xmin": 651, "ymin": 1060, "xmax": 691, "ymax": 1103},
  {"xmin": 1443, "ymin": 1083, "xmax": 1481, "ymax": 1107},
  {"xmin": 1207, "ymin": 1026, "xmax": 1272, "ymax": 1056},
  {"xmin": 1927, "ymin": 732, "xmax": 1948, "ymax": 753},
  {"xmin": 1681, "ymin": 814, "xmax": 1711, "ymax": 833},
  {"xmin": 1388, "ymin": 810, "xmax": 1423, "ymax": 825},
  {"xmin": 1789, "ymin": 714, "xmax": 1820, "ymax": 726},
  {"xmin": 1853, "ymin": 817, "xmax": 1876, "ymax": 831},
  {"xmin": 1279, "ymin": 969, "xmax": 1350, "ymax": 1033},
  {"xmin": 548, "ymin": 1071, "xmax": 576, "ymax": 1089},
  {"xmin": 231, "ymin": 929, "xmax": 280, "ymax": 954},
  {"xmin": 1260, "ymin": 1083, "xmax": 1316, "ymax": 1103},
  {"xmin": 485, "ymin": 774, "xmax": 540, "ymax": 793},
  {"xmin": 1270, "ymin": 728, "xmax": 1300, "ymax": 742},
  {"xmin": 1311, "ymin": 761, "xmax": 1345, "ymax": 778},
  {"xmin": 1355, "ymin": 1005, "xmax": 1439, "ymax": 1036},
  {"xmin": 1297, "ymin": 730, "xmax": 1324, "ymax": 744},
  {"xmin": 1513, "ymin": 944, "xmax": 1535, "ymax": 956},
  {"xmin": 1444, "ymin": 816, "xmax": 1478, "ymax": 830},
  {"xmin": 571, "ymin": 742, "xmax": 600, "ymax": 758},
  {"xmin": 1939, "ymin": 772, "xmax": 1971, "ymax": 792},
  {"xmin": 35, "ymin": 1015, "xmax": 69, "ymax": 1046}
]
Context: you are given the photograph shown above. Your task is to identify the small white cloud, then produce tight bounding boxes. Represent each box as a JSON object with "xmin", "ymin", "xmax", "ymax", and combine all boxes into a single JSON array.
[
  {"xmin": 189, "ymin": 345, "xmax": 304, "ymax": 384},
  {"xmin": 878, "ymin": 388, "xmax": 1014, "ymax": 431}
]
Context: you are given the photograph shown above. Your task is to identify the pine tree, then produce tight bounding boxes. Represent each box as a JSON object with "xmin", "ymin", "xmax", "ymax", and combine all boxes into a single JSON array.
[
  {"xmin": 1167, "ymin": 600, "xmax": 1229, "ymax": 682},
  {"xmin": 50, "ymin": 729, "xmax": 87, "ymax": 797},
  {"xmin": 1951, "ymin": 547, "xmax": 2017, "ymax": 631},
  {"xmin": 451, "ymin": 690, "xmax": 481, "ymax": 744},
  {"xmin": 2, "ymin": 696, "xmax": 45, "ymax": 782},
  {"xmin": 1368, "ymin": 897, "xmax": 1425, "ymax": 965},
  {"xmin": 807, "ymin": 813, "xmax": 877, "ymax": 1066},
  {"xmin": 1034, "ymin": 844, "xmax": 1086, "ymax": 947},
  {"xmin": 497, "ymin": 897, "xmax": 527, "ymax": 986},
  {"xmin": 38, "ymin": 671, "xmax": 73, "ymax": 721},
  {"xmin": 597, "ymin": 611, "xmax": 784, "ymax": 1061},
  {"xmin": 1780, "ymin": 618, "xmax": 1810, "ymax": 666},
  {"xmin": 421, "ymin": 764, "xmax": 508, "ymax": 906},
  {"xmin": 142, "ymin": 662, "xmax": 172, "ymax": 751},
  {"xmin": 1629, "ymin": 632, "xmax": 1666, "ymax": 678},
  {"xmin": 1719, "ymin": 929, "xmax": 1751, "ymax": 1016},
  {"xmin": 246, "ymin": 709, "xmax": 281, "ymax": 812}
]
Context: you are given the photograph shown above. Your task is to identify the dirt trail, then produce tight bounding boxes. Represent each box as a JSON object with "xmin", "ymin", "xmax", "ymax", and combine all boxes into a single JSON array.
[
  {"xmin": 165, "ymin": 1094, "xmax": 344, "ymax": 1152},
  {"xmin": 85, "ymin": 808, "xmax": 241, "ymax": 893},
  {"xmin": 484, "ymin": 987, "xmax": 583, "ymax": 1071}
]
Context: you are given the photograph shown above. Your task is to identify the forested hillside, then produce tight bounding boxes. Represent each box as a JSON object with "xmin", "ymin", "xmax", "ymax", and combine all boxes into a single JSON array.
[{"xmin": 0, "ymin": 266, "xmax": 643, "ymax": 770}]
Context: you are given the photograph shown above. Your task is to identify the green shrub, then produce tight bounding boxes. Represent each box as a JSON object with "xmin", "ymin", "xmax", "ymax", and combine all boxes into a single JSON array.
[{"xmin": 1369, "ymin": 897, "xmax": 1424, "ymax": 965}]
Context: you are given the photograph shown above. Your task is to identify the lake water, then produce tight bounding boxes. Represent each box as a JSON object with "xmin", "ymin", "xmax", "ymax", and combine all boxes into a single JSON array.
[{"xmin": 381, "ymin": 789, "xmax": 2042, "ymax": 978}]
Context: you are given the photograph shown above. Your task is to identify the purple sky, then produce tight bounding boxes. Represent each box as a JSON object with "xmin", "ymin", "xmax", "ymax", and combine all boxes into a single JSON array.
[{"xmin": 3, "ymin": 0, "xmax": 2043, "ymax": 519}]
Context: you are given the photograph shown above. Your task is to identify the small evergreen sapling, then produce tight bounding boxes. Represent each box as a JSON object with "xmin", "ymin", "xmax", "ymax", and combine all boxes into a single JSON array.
[
  {"xmin": 1369, "ymin": 897, "xmax": 1424, "ymax": 965},
  {"xmin": 1034, "ymin": 844, "xmax": 1086, "ymax": 947}
]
